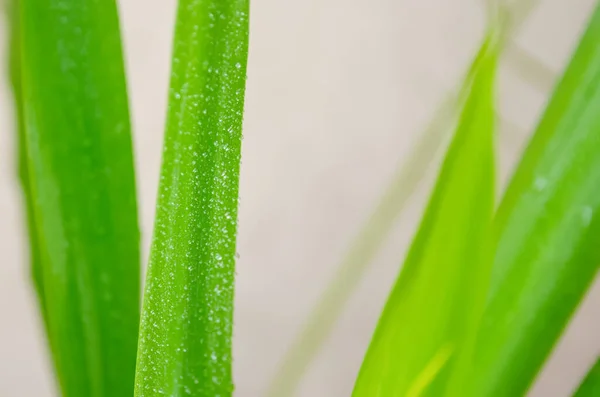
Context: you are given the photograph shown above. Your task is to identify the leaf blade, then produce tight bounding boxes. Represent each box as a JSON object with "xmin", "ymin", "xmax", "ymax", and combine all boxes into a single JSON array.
[
  {"xmin": 7, "ymin": 0, "xmax": 47, "ymax": 325},
  {"xmin": 471, "ymin": 5, "xmax": 600, "ymax": 395},
  {"xmin": 134, "ymin": 1, "xmax": 249, "ymax": 396},
  {"xmin": 573, "ymin": 358, "xmax": 600, "ymax": 397},
  {"xmin": 19, "ymin": 0, "xmax": 140, "ymax": 396},
  {"xmin": 352, "ymin": 35, "xmax": 499, "ymax": 397}
]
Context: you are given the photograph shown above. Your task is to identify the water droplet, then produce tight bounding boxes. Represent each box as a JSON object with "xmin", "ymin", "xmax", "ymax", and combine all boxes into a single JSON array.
[
  {"xmin": 534, "ymin": 177, "xmax": 548, "ymax": 192},
  {"xmin": 581, "ymin": 206, "xmax": 593, "ymax": 226}
]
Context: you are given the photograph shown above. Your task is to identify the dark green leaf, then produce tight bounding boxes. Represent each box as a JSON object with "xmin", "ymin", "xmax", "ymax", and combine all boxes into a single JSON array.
[
  {"xmin": 573, "ymin": 358, "xmax": 600, "ymax": 396},
  {"xmin": 19, "ymin": 0, "xmax": 140, "ymax": 395}
]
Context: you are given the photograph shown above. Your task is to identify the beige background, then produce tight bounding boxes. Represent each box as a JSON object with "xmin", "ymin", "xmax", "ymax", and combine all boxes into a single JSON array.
[{"xmin": 1, "ymin": 0, "xmax": 599, "ymax": 395}]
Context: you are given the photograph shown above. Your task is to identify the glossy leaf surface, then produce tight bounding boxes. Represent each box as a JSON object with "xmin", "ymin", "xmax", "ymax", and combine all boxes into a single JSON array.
[{"xmin": 19, "ymin": 0, "xmax": 140, "ymax": 396}]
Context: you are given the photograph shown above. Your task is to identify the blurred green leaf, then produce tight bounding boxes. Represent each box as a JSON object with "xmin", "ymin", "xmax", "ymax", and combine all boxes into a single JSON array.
[
  {"xmin": 265, "ymin": 3, "xmax": 544, "ymax": 396},
  {"xmin": 471, "ymin": 5, "xmax": 600, "ymax": 396},
  {"xmin": 19, "ymin": 0, "xmax": 140, "ymax": 395},
  {"xmin": 7, "ymin": 0, "xmax": 46, "ymax": 322},
  {"xmin": 134, "ymin": 0, "xmax": 249, "ymax": 396},
  {"xmin": 7, "ymin": 0, "xmax": 61, "ymax": 380},
  {"xmin": 573, "ymin": 358, "xmax": 600, "ymax": 396},
  {"xmin": 352, "ymin": 34, "xmax": 499, "ymax": 397},
  {"xmin": 267, "ymin": 72, "xmax": 463, "ymax": 397}
]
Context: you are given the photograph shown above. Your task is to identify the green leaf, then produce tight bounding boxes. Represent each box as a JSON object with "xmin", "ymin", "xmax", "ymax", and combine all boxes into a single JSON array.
[
  {"xmin": 471, "ymin": 5, "xmax": 600, "ymax": 396},
  {"xmin": 19, "ymin": 0, "xmax": 140, "ymax": 396},
  {"xmin": 573, "ymin": 358, "xmax": 600, "ymax": 397},
  {"xmin": 265, "ymin": 4, "xmax": 545, "ymax": 395},
  {"xmin": 7, "ymin": 0, "xmax": 46, "ymax": 319},
  {"xmin": 134, "ymin": 0, "xmax": 249, "ymax": 396},
  {"xmin": 8, "ymin": 0, "xmax": 61, "ymax": 378},
  {"xmin": 352, "ymin": 35, "xmax": 499, "ymax": 397},
  {"xmin": 267, "ymin": 70, "xmax": 463, "ymax": 397}
]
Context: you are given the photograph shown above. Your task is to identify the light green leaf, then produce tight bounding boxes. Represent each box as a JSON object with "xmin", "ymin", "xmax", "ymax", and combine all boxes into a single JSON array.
[
  {"xmin": 134, "ymin": 0, "xmax": 249, "ymax": 396},
  {"xmin": 352, "ymin": 34, "xmax": 499, "ymax": 397},
  {"xmin": 471, "ymin": 5, "xmax": 600, "ymax": 396},
  {"xmin": 573, "ymin": 358, "xmax": 600, "ymax": 397},
  {"xmin": 265, "ymin": 4, "xmax": 546, "ymax": 395},
  {"xmin": 19, "ymin": 0, "xmax": 140, "ymax": 396}
]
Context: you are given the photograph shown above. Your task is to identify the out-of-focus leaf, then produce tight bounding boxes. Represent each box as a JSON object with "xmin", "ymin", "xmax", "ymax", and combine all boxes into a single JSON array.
[
  {"xmin": 19, "ymin": 0, "xmax": 140, "ymax": 396},
  {"xmin": 265, "ymin": 3, "xmax": 545, "ymax": 396},
  {"xmin": 7, "ymin": 0, "xmax": 60, "ymax": 378},
  {"xmin": 134, "ymin": 0, "xmax": 249, "ymax": 396},
  {"xmin": 573, "ymin": 358, "xmax": 600, "ymax": 396},
  {"xmin": 352, "ymin": 35, "xmax": 499, "ymax": 397},
  {"xmin": 7, "ymin": 0, "xmax": 45, "ymax": 318},
  {"xmin": 267, "ymin": 82, "xmax": 463, "ymax": 397},
  {"xmin": 471, "ymin": 5, "xmax": 600, "ymax": 396}
]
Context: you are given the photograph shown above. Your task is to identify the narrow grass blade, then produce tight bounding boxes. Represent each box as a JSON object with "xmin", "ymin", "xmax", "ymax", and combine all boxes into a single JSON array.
[
  {"xmin": 352, "ymin": 35, "xmax": 499, "ymax": 397},
  {"xmin": 6, "ymin": 0, "xmax": 45, "ymax": 317},
  {"xmin": 19, "ymin": 0, "xmax": 140, "ymax": 396},
  {"xmin": 134, "ymin": 1, "xmax": 249, "ymax": 396},
  {"xmin": 471, "ymin": 5, "xmax": 600, "ymax": 396},
  {"xmin": 573, "ymin": 358, "xmax": 600, "ymax": 396},
  {"xmin": 7, "ymin": 0, "xmax": 62, "ymax": 379}
]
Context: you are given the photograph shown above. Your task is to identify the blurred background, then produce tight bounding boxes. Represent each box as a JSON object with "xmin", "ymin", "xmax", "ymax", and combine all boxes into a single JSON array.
[{"xmin": 1, "ymin": 0, "xmax": 599, "ymax": 395}]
